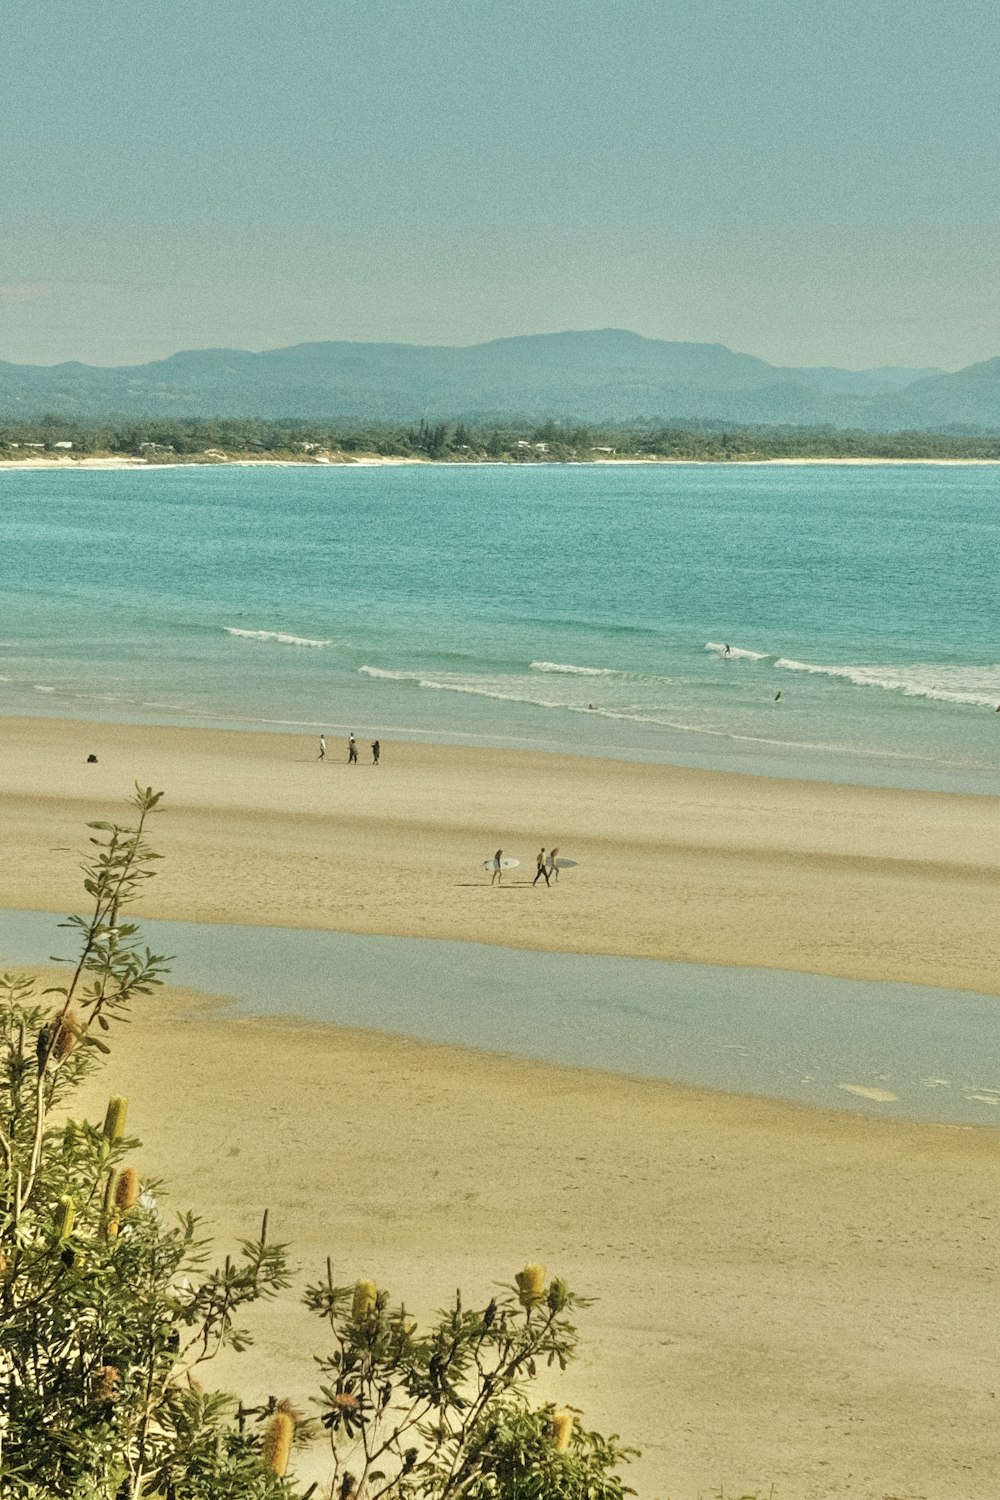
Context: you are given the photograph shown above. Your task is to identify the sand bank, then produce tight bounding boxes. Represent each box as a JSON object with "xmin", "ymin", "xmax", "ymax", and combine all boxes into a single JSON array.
[
  {"xmin": 60, "ymin": 982, "xmax": 998, "ymax": 1500},
  {"xmin": 2, "ymin": 714, "xmax": 1000, "ymax": 996}
]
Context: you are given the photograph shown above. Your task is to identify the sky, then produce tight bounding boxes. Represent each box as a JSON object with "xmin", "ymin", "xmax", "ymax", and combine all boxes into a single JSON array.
[{"xmin": 3, "ymin": 0, "xmax": 998, "ymax": 370}]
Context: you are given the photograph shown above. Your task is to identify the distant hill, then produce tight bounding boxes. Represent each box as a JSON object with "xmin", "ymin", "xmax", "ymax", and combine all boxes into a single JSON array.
[{"xmin": 0, "ymin": 328, "xmax": 994, "ymax": 430}]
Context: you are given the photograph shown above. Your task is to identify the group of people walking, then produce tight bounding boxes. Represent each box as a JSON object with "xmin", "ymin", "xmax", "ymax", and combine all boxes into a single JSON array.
[
  {"xmin": 318, "ymin": 732, "xmax": 379, "ymax": 764},
  {"xmin": 490, "ymin": 847, "xmax": 562, "ymax": 886}
]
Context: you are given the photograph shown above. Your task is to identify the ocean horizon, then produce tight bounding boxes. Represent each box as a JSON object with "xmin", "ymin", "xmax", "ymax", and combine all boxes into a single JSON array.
[{"xmin": 2, "ymin": 461, "xmax": 999, "ymax": 793}]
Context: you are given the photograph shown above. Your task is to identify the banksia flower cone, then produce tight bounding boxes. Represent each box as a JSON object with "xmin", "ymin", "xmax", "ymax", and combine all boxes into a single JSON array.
[
  {"xmin": 53, "ymin": 1196, "xmax": 75, "ymax": 1239},
  {"xmin": 103, "ymin": 1095, "xmax": 128, "ymax": 1142},
  {"xmin": 263, "ymin": 1408, "xmax": 295, "ymax": 1477},
  {"xmin": 550, "ymin": 1409, "xmax": 574, "ymax": 1453},
  {"xmin": 93, "ymin": 1365, "xmax": 120, "ymax": 1404},
  {"xmin": 115, "ymin": 1167, "xmax": 140, "ymax": 1210},
  {"xmin": 53, "ymin": 1010, "xmax": 81, "ymax": 1058},
  {"xmin": 352, "ymin": 1279, "xmax": 377, "ymax": 1320},
  {"xmin": 515, "ymin": 1262, "xmax": 546, "ymax": 1310}
]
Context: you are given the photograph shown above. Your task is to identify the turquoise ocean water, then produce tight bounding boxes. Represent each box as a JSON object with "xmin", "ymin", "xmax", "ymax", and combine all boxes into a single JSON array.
[{"xmin": 2, "ymin": 461, "xmax": 999, "ymax": 791}]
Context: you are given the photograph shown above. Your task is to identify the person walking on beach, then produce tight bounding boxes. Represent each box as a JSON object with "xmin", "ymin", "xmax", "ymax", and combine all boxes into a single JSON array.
[
  {"xmin": 371, "ymin": 739, "xmax": 380, "ymax": 765},
  {"xmin": 547, "ymin": 846, "xmax": 560, "ymax": 881},
  {"xmin": 318, "ymin": 733, "xmax": 326, "ymax": 760},
  {"xmin": 348, "ymin": 732, "xmax": 358, "ymax": 763},
  {"xmin": 533, "ymin": 847, "xmax": 551, "ymax": 886},
  {"xmin": 491, "ymin": 849, "xmax": 504, "ymax": 885}
]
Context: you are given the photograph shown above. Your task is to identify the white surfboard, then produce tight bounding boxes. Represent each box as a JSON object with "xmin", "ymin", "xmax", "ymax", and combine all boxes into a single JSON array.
[
  {"xmin": 552, "ymin": 858, "xmax": 577, "ymax": 869},
  {"xmin": 481, "ymin": 858, "xmax": 520, "ymax": 871}
]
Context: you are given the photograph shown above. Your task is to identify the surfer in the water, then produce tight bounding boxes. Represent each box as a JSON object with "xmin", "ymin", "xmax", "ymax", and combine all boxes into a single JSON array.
[
  {"xmin": 491, "ymin": 849, "xmax": 504, "ymax": 885},
  {"xmin": 724, "ymin": 643, "xmax": 731, "ymax": 657}
]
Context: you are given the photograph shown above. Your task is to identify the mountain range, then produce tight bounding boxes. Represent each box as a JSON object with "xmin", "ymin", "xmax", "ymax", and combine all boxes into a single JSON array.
[{"xmin": 1, "ymin": 329, "xmax": 998, "ymax": 431}]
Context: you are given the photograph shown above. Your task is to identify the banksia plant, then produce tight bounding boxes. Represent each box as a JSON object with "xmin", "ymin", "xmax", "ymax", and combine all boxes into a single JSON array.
[
  {"xmin": 550, "ymin": 1409, "xmax": 574, "ymax": 1453},
  {"xmin": 262, "ymin": 1408, "xmax": 295, "ymax": 1477},
  {"xmin": 53, "ymin": 1196, "xmax": 75, "ymax": 1239},
  {"xmin": 103, "ymin": 1094, "xmax": 128, "ymax": 1142},
  {"xmin": 515, "ymin": 1262, "xmax": 547, "ymax": 1311},
  {"xmin": 115, "ymin": 1166, "xmax": 140, "ymax": 1210},
  {"xmin": 352, "ymin": 1279, "xmax": 378, "ymax": 1321}
]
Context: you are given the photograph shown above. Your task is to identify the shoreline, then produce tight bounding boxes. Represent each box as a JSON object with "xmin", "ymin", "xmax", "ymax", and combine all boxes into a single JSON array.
[
  {"xmin": 3, "ymin": 453, "xmax": 1000, "ymax": 470},
  {"xmin": 2, "ymin": 713, "xmax": 1000, "ymax": 997},
  {"xmin": 58, "ymin": 977, "xmax": 999, "ymax": 1500}
]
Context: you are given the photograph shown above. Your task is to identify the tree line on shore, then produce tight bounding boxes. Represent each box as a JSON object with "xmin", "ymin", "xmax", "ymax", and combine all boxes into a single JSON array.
[{"xmin": 3, "ymin": 414, "xmax": 1000, "ymax": 462}]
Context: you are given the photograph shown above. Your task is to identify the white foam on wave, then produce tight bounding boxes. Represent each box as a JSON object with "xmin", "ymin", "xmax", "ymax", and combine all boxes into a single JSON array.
[
  {"xmin": 33, "ymin": 684, "xmax": 55, "ymax": 693},
  {"xmin": 775, "ymin": 657, "xmax": 1000, "ymax": 709},
  {"xmin": 359, "ymin": 663, "xmax": 970, "ymax": 765},
  {"xmin": 705, "ymin": 641, "xmax": 770, "ymax": 661},
  {"xmin": 224, "ymin": 627, "xmax": 331, "ymax": 648},
  {"xmin": 360, "ymin": 665, "xmax": 567, "ymax": 709},
  {"xmin": 530, "ymin": 660, "xmax": 621, "ymax": 677}
]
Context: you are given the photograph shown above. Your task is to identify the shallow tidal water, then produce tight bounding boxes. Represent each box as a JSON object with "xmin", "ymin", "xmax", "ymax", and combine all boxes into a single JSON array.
[{"xmin": 1, "ymin": 908, "xmax": 997, "ymax": 1126}]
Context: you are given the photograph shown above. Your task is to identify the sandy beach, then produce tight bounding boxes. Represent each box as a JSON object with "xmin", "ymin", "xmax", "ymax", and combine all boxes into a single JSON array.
[
  {"xmin": 63, "ymin": 985, "xmax": 996, "ymax": 1500},
  {"xmin": 3, "ymin": 714, "xmax": 999, "ymax": 1496},
  {"xmin": 2, "ymin": 714, "xmax": 999, "ymax": 996}
]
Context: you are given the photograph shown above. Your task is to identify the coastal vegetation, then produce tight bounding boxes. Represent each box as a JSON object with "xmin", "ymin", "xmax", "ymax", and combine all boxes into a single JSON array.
[
  {"xmin": 3, "ymin": 415, "xmax": 1000, "ymax": 464},
  {"xmin": 0, "ymin": 789, "xmax": 635, "ymax": 1499}
]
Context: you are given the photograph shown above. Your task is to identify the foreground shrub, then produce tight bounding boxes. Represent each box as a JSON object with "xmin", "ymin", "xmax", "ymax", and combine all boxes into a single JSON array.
[{"xmin": 0, "ymin": 788, "xmax": 635, "ymax": 1498}]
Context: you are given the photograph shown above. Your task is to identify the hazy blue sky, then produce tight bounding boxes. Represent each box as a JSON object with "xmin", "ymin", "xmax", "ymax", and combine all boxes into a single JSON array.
[{"xmin": 4, "ymin": 0, "xmax": 997, "ymax": 369}]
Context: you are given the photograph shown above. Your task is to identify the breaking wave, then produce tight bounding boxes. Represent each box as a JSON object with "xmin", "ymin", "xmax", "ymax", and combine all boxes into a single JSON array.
[
  {"xmin": 530, "ymin": 660, "xmax": 621, "ymax": 676},
  {"xmin": 774, "ymin": 658, "xmax": 1000, "ymax": 709},
  {"xmin": 705, "ymin": 641, "xmax": 771, "ymax": 661},
  {"xmin": 356, "ymin": 664, "xmax": 946, "ymax": 761},
  {"xmin": 224, "ymin": 627, "xmax": 331, "ymax": 648}
]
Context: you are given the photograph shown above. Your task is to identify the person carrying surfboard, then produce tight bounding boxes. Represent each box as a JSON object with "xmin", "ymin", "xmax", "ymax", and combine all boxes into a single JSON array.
[
  {"xmin": 547, "ymin": 846, "xmax": 560, "ymax": 881},
  {"xmin": 491, "ymin": 849, "xmax": 504, "ymax": 885}
]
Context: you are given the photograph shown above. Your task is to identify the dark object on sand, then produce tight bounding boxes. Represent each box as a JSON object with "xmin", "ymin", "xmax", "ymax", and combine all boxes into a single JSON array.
[{"xmin": 86, "ymin": 754, "xmax": 98, "ymax": 763}]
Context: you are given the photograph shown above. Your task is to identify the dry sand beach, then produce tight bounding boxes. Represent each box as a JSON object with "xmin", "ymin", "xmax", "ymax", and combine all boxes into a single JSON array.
[
  {"xmin": 62, "ymin": 990, "xmax": 998, "ymax": 1500},
  {"xmin": 2, "ymin": 714, "xmax": 1000, "ymax": 995},
  {"xmin": 3, "ymin": 714, "xmax": 999, "ymax": 1497}
]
